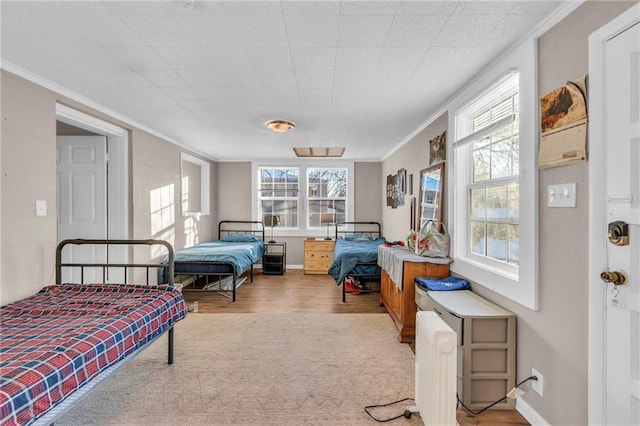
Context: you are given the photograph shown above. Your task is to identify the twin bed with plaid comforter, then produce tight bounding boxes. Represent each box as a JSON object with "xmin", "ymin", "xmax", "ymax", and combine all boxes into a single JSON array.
[{"xmin": 0, "ymin": 283, "xmax": 187, "ymax": 426}]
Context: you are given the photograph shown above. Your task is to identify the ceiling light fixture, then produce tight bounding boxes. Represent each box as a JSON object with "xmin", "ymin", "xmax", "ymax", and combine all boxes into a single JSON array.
[{"xmin": 265, "ymin": 119, "xmax": 295, "ymax": 132}]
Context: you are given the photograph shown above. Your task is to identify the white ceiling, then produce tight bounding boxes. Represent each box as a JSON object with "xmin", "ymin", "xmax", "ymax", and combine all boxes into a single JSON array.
[{"xmin": 1, "ymin": 1, "xmax": 565, "ymax": 161}]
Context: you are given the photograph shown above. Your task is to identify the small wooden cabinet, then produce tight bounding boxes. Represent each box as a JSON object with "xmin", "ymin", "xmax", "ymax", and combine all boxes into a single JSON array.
[
  {"xmin": 378, "ymin": 245, "xmax": 449, "ymax": 343},
  {"xmin": 304, "ymin": 239, "xmax": 335, "ymax": 274}
]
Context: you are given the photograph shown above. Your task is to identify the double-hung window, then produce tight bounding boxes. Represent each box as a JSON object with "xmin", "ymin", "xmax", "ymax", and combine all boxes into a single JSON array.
[
  {"xmin": 307, "ymin": 168, "xmax": 347, "ymax": 226},
  {"xmin": 254, "ymin": 163, "xmax": 353, "ymax": 236},
  {"xmin": 449, "ymin": 40, "xmax": 538, "ymax": 310},
  {"xmin": 259, "ymin": 167, "xmax": 300, "ymax": 228},
  {"xmin": 458, "ymin": 74, "xmax": 520, "ymax": 267}
]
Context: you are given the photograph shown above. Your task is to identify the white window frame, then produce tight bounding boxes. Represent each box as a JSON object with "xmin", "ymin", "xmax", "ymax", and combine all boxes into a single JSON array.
[
  {"xmin": 180, "ymin": 152, "xmax": 210, "ymax": 216},
  {"xmin": 447, "ymin": 39, "xmax": 538, "ymax": 310},
  {"xmin": 252, "ymin": 161, "xmax": 354, "ymax": 237}
]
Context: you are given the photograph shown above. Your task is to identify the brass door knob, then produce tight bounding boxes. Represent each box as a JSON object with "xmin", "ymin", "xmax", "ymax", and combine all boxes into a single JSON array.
[{"xmin": 600, "ymin": 270, "xmax": 627, "ymax": 285}]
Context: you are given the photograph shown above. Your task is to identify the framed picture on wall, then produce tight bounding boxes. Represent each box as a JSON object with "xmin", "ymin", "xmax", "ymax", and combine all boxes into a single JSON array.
[
  {"xmin": 429, "ymin": 130, "xmax": 447, "ymax": 165},
  {"xmin": 386, "ymin": 174, "xmax": 397, "ymax": 208},
  {"xmin": 397, "ymin": 168, "xmax": 406, "ymax": 193},
  {"xmin": 396, "ymin": 168, "xmax": 405, "ymax": 206}
]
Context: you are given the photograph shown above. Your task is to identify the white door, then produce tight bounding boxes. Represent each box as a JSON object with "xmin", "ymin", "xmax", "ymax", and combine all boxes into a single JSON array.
[
  {"xmin": 57, "ymin": 135, "xmax": 108, "ymax": 283},
  {"xmin": 589, "ymin": 5, "xmax": 640, "ymax": 425}
]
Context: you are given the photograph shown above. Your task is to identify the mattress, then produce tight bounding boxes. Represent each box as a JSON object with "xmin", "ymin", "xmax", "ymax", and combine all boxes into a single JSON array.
[{"xmin": 0, "ymin": 283, "xmax": 187, "ymax": 426}]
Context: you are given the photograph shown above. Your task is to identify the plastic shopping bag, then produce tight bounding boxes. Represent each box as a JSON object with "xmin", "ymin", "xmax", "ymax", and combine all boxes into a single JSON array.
[{"xmin": 415, "ymin": 220, "xmax": 450, "ymax": 258}]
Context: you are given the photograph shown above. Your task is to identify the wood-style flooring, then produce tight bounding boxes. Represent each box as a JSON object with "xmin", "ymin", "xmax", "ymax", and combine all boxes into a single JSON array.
[{"xmin": 181, "ymin": 269, "xmax": 529, "ymax": 426}]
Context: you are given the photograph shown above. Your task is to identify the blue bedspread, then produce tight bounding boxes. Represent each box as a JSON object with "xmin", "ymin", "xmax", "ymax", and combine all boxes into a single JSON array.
[
  {"xmin": 328, "ymin": 238, "xmax": 386, "ymax": 284},
  {"xmin": 160, "ymin": 240, "xmax": 264, "ymax": 281}
]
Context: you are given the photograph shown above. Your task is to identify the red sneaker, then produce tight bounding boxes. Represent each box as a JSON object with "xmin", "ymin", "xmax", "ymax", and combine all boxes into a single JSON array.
[{"xmin": 345, "ymin": 281, "xmax": 361, "ymax": 294}]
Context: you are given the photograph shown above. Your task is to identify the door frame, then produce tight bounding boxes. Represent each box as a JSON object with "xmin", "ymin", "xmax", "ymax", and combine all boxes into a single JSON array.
[
  {"xmin": 55, "ymin": 103, "xmax": 129, "ymax": 241},
  {"xmin": 587, "ymin": 4, "xmax": 640, "ymax": 424}
]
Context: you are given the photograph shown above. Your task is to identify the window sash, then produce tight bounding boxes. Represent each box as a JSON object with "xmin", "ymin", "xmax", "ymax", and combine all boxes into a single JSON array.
[
  {"xmin": 307, "ymin": 167, "xmax": 348, "ymax": 229},
  {"xmin": 457, "ymin": 74, "xmax": 520, "ymax": 268}
]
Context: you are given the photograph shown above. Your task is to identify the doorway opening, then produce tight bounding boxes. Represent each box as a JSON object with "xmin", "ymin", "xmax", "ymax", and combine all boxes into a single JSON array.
[{"xmin": 55, "ymin": 104, "xmax": 129, "ymax": 281}]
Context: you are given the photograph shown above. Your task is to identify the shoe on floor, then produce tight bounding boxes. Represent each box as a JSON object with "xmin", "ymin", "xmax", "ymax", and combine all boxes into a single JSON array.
[{"xmin": 345, "ymin": 281, "xmax": 361, "ymax": 294}]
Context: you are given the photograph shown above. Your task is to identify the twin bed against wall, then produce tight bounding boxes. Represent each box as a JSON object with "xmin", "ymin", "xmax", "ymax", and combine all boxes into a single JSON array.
[
  {"xmin": 328, "ymin": 222, "xmax": 386, "ymax": 302},
  {"xmin": 0, "ymin": 239, "xmax": 187, "ymax": 426}
]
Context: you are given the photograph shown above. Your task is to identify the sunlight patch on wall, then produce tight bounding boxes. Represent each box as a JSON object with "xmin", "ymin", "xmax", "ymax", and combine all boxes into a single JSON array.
[
  {"xmin": 184, "ymin": 215, "xmax": 199, "ymax": 248},
  {"xmin": 150, "ymin": 184, "xmax": 175, "ymax": 257}
]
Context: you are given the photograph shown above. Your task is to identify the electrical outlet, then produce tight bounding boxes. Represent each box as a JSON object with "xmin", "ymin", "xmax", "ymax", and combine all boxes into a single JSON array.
[{"xmin": 532, "ymin": 368, "xmax": 544, "ymax": 397}]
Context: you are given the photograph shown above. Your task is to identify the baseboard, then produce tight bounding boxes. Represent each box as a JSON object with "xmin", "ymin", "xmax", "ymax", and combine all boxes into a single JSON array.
[
  {"xmin": 516, "ymin": 398, "xmax": 551, "ymax": 426},
  {"xmin": 259, "ymin": 264, "xmax": 304, "ymax": 270},
  {"xmin": 282, "ymin": 264, "xmax": 303, "ymax": 270}
]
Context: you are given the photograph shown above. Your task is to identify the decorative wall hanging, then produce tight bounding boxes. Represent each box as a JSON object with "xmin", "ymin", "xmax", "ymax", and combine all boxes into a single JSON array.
[
  {"xmin": 396, "ymin": 168, "xmax": 406, "ymax": 207},
  {"xmin": 538, "ymin": 75, "xmax": 588, "ymax": 169},
  {"xmin": 429, "ymin": 130, "xmax": 446, "ymax": 165},
  {"xmin": 386, "ymin": 174, "xmax": 397, "ymax": 208}
]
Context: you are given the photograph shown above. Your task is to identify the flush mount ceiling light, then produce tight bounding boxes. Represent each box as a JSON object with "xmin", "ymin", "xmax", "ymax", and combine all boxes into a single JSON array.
[
  {"xmin": 265, "ymin": 119, "xmax": 295, "ymax": 132},
  {"xmin": 293, "ymin": 147, "xmax": 345, "ymax": 158}
]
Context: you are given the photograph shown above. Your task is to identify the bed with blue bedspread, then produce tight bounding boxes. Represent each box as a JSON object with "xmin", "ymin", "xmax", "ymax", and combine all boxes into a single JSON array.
[
  {"xmin": 327, "ymin": 222, "xmax": 385, "ymax": 302},
  {"xmin": 168, "ymin": 221, "xmax": 265, "ymax": 302}
]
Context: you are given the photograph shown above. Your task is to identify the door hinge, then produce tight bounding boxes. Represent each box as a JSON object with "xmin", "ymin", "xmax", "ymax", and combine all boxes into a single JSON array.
[{"xmin": 105, "ymin": 153, "xmax": 110, "ymax": 163}]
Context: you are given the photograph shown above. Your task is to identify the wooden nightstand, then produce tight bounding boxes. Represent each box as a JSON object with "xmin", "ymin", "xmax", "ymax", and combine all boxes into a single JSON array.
[
  {"xmin": 304, "ymin": 239, "xmax": 335, "ymax": 274},
  {"xmin": 263, "ymin": 242, "xmax": 286, "ymax": 275}
]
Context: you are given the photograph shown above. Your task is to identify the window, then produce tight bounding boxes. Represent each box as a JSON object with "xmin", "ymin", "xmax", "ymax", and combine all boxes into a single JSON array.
[
  {"xmin": 253, "ymin": 162, "xmax": 353, "ymax": 236},
  {"xmin": 307, "ymin": 168, "xmax": 347, "ymax": 227},
  {"xmin": 180, "ymin": 153, "xmax": 210, "ymax": 216},
  {"xmin": 457, "ymin": 74, "xmax": 519, "ymax": 266},
  {"xmin": 448, "ymin": 39, "xmax": 537, "ymax": 310},
  {"xmin": 258, "ymin": 167, "xmax": 299, "ymax": 228}
]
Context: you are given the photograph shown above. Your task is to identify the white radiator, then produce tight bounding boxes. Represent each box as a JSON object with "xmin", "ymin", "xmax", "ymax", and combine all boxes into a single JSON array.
[{"xmin": 414, "ymin": 311, "xmax": 458, "ymax": 426}]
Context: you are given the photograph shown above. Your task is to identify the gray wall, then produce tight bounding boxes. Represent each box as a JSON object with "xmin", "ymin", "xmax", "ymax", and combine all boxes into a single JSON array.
[
  {"xmin": 383, "ymin": 113, "xmax": 448, "ymax": 242},
  {"xmin": 0, "ymin": 70, "xmax": 216, "ymax": 304},
  {"xmin": 380, "ymin": 2, "xmax": 635, "ymax": 424}
]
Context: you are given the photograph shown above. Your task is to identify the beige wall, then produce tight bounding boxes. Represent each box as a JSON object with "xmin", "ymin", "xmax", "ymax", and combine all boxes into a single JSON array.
[
  {"xmin": 0, "ymin": 70, "xmax": 216, "ymax": 304},
  {"xmin": 383, "ymin": 113, "xmax": 447, "ymax": 243},
  {"xmin": 1, "ymin": 72, "xmax": 58, "ymax": 303},
  {"xmin": 380, "ymin": 2, "xmax": 635, "ymax": 424},
  {"xmin": 130, "ymin": 130, "xmax": 215, "ymax": 252},
  {"xmin": 354, "ymin": 162, "xmax": 382, "ymax": 223}
]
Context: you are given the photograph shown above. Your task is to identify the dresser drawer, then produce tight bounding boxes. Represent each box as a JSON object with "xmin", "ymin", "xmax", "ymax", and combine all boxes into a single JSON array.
[
  {"xmin": 304, "ymin": 240, "xmax": 335, "ymax": 252},
  {"xmin": 305, "ymin": 260, "xmax": 331, "ymax": 271},
  {"xmin": 305, "ymin": 251, "xmax": 333, "ymax": 261}
]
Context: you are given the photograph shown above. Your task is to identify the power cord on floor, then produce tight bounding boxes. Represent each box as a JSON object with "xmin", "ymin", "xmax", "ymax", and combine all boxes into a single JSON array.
[
  {"xmin": 364, "ymin": 397, "xmax": 415, "ymax": 422},
  {"xmin": 363, "ymin": 376, "xmax": 538, "ymax": 422},
  {"xmin": 457, "ymin": 375, "xmax": 538, "ymax": 416}
]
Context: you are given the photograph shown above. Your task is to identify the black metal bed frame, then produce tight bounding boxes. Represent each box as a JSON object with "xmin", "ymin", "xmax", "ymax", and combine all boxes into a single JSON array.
[
  {"xmin": 56, "ymin": 238, "xmax": 177, "ymax": 363},
  {"xmin": 27, "ymin": 239, "xmax": 182, "ymax": 426},
  {"xmin": 334, "ymin": 221, "xmax": 383, "ymax": 303},
  {"xmin": 175, "ymin": 220, "xmax": 265, "ymax": 302}
]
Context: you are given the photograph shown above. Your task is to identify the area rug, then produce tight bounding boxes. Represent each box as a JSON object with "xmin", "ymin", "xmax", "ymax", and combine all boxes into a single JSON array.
[{"xmin": 57, "ymin": 313, "xmax": 422, "ymax": 425}]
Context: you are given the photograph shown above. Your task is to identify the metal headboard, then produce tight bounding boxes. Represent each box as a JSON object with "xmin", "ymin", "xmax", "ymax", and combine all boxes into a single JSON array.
[
  {"xmin": 218, "ymin": 220, "xmax": 265, "ymax": 241},
  {"xmin": 335, "ymin": 221, "xmax": 382, "ymax": 239},
  {"xmin": 56, "ymin": 239, "xmax": 175, "ymax": 286}
]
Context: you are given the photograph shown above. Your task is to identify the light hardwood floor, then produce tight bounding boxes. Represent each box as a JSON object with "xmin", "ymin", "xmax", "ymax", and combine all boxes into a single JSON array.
[{"xmin": 181, "ymin": 269, "xmax": 529, "ymax": 426}]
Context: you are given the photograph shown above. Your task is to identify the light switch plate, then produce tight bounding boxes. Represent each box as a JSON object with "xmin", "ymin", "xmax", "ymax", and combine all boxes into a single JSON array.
[
  {"xmin": 548, "ymin": 183, "xmax": 576, "ymax": 208},
  {"xmin": 36, "ymin": 200, "xmax": 47, "ymax": 216}
]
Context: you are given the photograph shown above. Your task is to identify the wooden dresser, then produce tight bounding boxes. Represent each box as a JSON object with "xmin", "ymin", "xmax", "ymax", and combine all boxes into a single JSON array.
[
  {"xmin": 378, "ymin": 245, "xmax": 450, "ymax": 343},
  {"xmin": 304, "ymin": 239, "xmax": 335, "ymax": 274}
]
